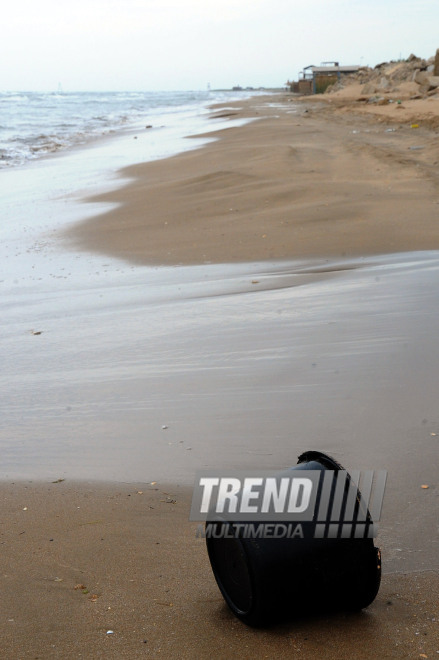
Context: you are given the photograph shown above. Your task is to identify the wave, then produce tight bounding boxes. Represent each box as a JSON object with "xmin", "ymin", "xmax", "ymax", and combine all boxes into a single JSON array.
[{"xmin": 0, "ymin": 89, "xmax": 264, "ymax": 168}]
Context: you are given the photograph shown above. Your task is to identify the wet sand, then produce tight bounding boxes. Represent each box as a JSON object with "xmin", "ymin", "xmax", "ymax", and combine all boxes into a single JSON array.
[{"xmin": 1, "ymin": 95, "xmax": 439, "ymax": 657}]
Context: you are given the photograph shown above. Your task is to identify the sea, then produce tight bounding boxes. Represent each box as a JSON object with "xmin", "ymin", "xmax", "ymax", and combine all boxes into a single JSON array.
[{"xmin": 0, "ymin": 89, "xmax": 262, "ymax": 169}]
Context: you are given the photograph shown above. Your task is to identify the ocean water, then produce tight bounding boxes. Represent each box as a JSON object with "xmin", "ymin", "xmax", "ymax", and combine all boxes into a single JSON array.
[{"xmin": 0, "ymin": 89, "xmax": 259, "ymax": 168}]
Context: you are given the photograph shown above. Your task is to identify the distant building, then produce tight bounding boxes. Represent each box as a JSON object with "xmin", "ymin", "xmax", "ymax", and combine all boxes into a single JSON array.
[{"xmin": 288, "ymin": 62, "xmax": 360, "ymax": 94}]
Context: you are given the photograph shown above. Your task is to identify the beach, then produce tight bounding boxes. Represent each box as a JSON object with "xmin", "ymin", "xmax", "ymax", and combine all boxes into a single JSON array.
[
  {"xmin": 2, "ymin": 481, "xmax": 438, "ymax": 658},
  {"xmin": 67, "ymin": 94, "xmax": 439, "ymax": 265},
  {"xmin": 1, "ymin": 92, "xmax": 439, "ymax": 657}
]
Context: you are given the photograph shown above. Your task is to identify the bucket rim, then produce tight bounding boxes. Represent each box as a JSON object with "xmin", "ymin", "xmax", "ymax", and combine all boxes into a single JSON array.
[{"xmin": 297, "ymin": 450, "xmax": 345, "ymax": 471}]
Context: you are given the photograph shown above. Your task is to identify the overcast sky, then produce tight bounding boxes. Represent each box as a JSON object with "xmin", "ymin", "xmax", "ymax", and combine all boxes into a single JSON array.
[{"xmin": 2, "ymin": 0, "xmax": 439, "ymax": 91}]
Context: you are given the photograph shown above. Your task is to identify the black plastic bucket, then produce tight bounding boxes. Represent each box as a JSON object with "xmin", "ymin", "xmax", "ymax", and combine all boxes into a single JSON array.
[{"xmin": 205, "ymin": 451, "xmax": 382, "ymax": 627}]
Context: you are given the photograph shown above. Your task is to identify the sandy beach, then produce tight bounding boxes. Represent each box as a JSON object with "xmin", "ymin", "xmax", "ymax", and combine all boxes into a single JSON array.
[
  {"xmin": 1, "ymin": 481, "xmax": 438, "ymax": 658},
  {"xmin": 2, "ymin": 93, "xmax": 439, "ymax": 657},
  {"xmin": 67, "ymin": 93, "xmax": 439, "ymax": 265}
]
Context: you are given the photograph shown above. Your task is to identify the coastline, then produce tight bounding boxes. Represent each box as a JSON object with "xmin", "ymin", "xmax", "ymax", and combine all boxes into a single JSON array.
[
  {"xmin": 65, "ymin": 93, "xmax": 439, "ymax": 265},
  {"xmin": 2, "ymin": 94, "xmax": 439, "ymax": 657}
]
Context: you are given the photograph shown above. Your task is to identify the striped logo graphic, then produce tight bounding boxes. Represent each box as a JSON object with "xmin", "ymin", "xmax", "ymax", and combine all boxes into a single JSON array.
[{"xmin": 191, "ymin": 469, "xmax": 387, "ymax": 539}]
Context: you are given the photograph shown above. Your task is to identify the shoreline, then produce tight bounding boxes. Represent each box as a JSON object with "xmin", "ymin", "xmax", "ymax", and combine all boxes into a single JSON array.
[
  {"xmin": 64, "ymin": 93, "xmax": 439, "ymax": 266},
  {"xmin": 2, "ymin": 94, "xmax": 439, "ymax": 657}
]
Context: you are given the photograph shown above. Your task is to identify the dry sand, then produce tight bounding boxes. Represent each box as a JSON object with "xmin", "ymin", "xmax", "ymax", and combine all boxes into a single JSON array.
[
  {"xmin": 3, "ymin": 94, "xmax": 439, "ymax": 658},
  {"xmin": 66, "ymin": 93, "xmax": 439, "ymax": 265}
]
